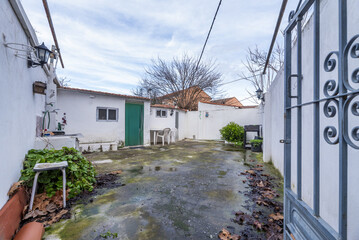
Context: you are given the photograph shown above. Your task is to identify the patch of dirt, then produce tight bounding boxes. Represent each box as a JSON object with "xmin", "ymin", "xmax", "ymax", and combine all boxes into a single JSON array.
[{"xmin": 219, "ymin": 163, "xmax": 284, "ymax": 240}]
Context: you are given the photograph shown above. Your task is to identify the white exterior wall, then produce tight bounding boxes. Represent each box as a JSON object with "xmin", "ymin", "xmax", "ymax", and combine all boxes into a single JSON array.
[
  {"xmin": 0, "ymin": 0, "xmax": 54, "ymax": 208},
  {"xmin": 181, "ymin": 103, "xmax": 262, "ymax": 140},
  {"xmin": 197, "ymin": 102, "xmax": 237, "ymax": 111},
  {"xmin": 263, "ymin": 69, "xmax": 285, "ymax": 174},
  {"xmin": 263, "ymin": 0, "xmax": 359, "ymax": 238},
  {"xmin": 57, "ymin": 89, "xmax": 150, "ymax": 146}
]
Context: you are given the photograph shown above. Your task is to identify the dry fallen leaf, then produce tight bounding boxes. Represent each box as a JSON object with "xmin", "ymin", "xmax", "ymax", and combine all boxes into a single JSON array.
[
  {"xmin": 246, "ymin": 170, "xmax": 256, "ymax": 175},
  {"xmin": 253, "ymin": 220, "xmax": 263, "ymax": 230},
  {"xmin": 46, "ymin": 202, "xmax": 57, "ymax": 213},
  {"xmin": 23, "ymin": 209, "xmax": 46, "ymax": 220},
  {"xmin": 269, "ymin": 212, "xmax": 284, "ymax": 221},
  {"xmin": 43, "ymin": 209, "xmax": 68, "ymax": 226},
  {"xmin": 109, "ymin": 170, "xmax": 123, "ymax": 175},
  {"xmin": 257, "ymin": 181, "xmax": 265, "ymax": 188},
  {"xmin": 218, "ymin": 228, "xmax": 241, "ymax": 240},
  {"xmin": 256, "ymin": 199, "xmax": 269, "ymax": 206},
  {"xmin": 8, "ymin": 181, "xmax": 24, "ymax": 197}
]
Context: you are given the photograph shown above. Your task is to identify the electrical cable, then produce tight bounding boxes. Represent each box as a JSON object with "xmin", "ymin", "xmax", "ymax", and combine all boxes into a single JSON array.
[
  {"xmin": 220, "ymin": 74, "xmax": 262, "ymax": 86},
  {"xmin": 195, "ymin": 0, "xmax": 223, "ymax": 70}
]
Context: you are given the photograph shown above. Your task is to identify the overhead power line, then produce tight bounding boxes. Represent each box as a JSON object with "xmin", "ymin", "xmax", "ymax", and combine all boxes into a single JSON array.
[
  {"xmin": 195, "ymin": 0, "xmax": 223, "ymax": 70},
  {"xmin": 220, "ymin": 74, "xmax": 262, "ymax": 86}
]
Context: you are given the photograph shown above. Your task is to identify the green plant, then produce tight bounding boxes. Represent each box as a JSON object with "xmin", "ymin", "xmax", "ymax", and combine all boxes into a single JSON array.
[
  {"xmin": 250, "ymin": 139, "xmax": 263, "ymax": 148},
  {"xmin": 20, "ymin": 147, "xmax": 96, "ymax": 198},
  {"xmin": 219, "ymin": 122, "xmax": 244, "ymax": 144},
  {"xmin": 100, "ymin": 231, "xmax": 118, "ymax": 239}
]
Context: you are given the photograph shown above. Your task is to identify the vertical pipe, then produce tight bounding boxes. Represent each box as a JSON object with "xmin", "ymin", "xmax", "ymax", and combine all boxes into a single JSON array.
[
  {"xmin": 284, "ymin": 29, "xmax": 292, "ymax": 239},
  {"xmin": 338, "ymin": 0, "xmax": 348, "ymax": 239},
  {"xmin": 297, "ymin": 16, "xmax": 303, "ymax": 200},
  {"xmin": 313, "ymin": 0, "xmax": 320, "ymax": 217}
]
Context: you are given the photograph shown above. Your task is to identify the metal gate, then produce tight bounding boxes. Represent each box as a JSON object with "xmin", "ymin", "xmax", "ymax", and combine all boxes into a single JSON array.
[{"xmin": 283, "ymin": 0, "xmax": 358, "ymax": 239}]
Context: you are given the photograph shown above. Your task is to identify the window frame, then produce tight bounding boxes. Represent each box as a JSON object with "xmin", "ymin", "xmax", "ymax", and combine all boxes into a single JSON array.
[
  {"xmin": 155, "ymin": 109, "xmax": 168, "ymax": 118},
  {"xmin": 96, "ymin": 107, "xmax": 118, "ymax": 122}
]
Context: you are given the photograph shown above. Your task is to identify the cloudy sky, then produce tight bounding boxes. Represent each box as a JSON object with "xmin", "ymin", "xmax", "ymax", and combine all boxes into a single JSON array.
[{"xmin": 21, "ymin": 0, "xmax": 298, "ymax": 105}]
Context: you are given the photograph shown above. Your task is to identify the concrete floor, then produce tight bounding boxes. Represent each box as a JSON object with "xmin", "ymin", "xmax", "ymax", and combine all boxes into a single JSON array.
[{"xmin": 44, "ymin": 140, "xmax": 281, "ymax": 240}]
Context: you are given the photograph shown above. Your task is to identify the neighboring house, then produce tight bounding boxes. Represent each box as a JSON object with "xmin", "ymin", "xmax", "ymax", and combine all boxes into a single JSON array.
[
  {"xmin": 158, "ymin": 86, "xmax": 212, "ymax": 110},
  {"xmin": 210, "ymin": 97, "xmax": 243, "ymax": 107},
  {"xmin": 57, "ymin": 87, "xmax": 151, "ymax": 149},
  {"xmin": 0, "ymin": 0, "xmax": 61, "ymax": 208}
]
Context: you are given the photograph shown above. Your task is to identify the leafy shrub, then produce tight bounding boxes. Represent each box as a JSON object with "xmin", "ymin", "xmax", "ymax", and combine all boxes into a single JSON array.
[
  {"xmin": 250, "ymin": 139, "xmax": 263, "ymax": 147},
  {"xmin": 220, "ymin": 122, "xmax": 244, "ymax": 145},
  {"xmin": 20, "ymin": 147, "xmax": 96, "ymax": 198}
]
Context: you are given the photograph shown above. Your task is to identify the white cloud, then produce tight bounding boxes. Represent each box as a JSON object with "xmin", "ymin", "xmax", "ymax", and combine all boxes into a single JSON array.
[{"xmin": 20, "ymin": 0, "xmax": 298, "ymax": 104}]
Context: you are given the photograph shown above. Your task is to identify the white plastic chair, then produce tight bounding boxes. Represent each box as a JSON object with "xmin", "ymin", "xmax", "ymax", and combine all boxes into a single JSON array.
[{"xmin": 157, "ymin": 128, "xmax": 171, "ymax": 146}]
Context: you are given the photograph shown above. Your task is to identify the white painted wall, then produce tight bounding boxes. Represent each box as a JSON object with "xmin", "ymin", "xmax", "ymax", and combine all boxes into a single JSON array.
[
  {"xmin": 198, "ymin": 102, "xmax": 237, "ymax": 111},
  {"xmin": 181, "ymin": 103, "xmax": 262, "ymax": 140},
  {"xmin": 57, "ymin": 89, "xmax": 151, "ymax": 146},
  {"xmin": 0, "ymin": 0, "xmax": 55, "ymax": 208},
  {"xmin": 148, "ymin": 103, "xmax": 261, "ymax": 142},
  {"xmin": 263, "ymin": 0, "xmax": 359, "ymax": 238}
]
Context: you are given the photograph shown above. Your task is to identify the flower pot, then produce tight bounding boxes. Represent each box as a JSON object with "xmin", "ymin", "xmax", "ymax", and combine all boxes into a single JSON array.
[{"xmin": 251, "ymin": 143, "xmax": 262, "ymax": 152}]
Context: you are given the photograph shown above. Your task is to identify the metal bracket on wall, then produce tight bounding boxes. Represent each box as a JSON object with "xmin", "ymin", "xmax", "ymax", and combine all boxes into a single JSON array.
[{"xmin": 280, "ymin": 139, "xmax": 291, "ymax": 144}]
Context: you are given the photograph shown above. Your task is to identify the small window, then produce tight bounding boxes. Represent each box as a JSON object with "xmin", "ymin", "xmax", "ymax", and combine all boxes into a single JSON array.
[
  {"xmin": 97, "ymin": 107, "xmax": 118, "ymax": 121},
  {"xmin": 108, "ymin": 109, "xmax": 117, "ymax": 120},
  {"xmin": 155, "ymin": 109, "xmax": 167, "ymax": 118},
  {"xmin": 98, "ymin": 108, "xmax": 107, "ymax": 120}
]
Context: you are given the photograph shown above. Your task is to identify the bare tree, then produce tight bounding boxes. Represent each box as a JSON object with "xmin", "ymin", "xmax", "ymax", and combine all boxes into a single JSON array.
[
  {"xmin": 134, "ymin": 54, "xmax": 222, "ymax": 110},
  {"xmin": 239, "ymin": 43, "xmax": 284, "ymax": 104},
  {"xmin": 58, "ymin": 76, "xmax": 71, "ymax": 87}
]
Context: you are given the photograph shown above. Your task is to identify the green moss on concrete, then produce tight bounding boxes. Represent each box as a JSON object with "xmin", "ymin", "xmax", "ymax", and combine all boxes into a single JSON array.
[
  {"xmin": 126, "ymin": 176, "xmax": 157, "ymax": 184},
  {"xmin": 93, "ymin": 190, "xmax": 117, "ymax": 205},
  {"xmin": 205, "ymin": 189, "xmax": 236, "ymax": 201},
  {"xmin": 45, "ymin": 217, "xmax": 98, "ymax": 240}
]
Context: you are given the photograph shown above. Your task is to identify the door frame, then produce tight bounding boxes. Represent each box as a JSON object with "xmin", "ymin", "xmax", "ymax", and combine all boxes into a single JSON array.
[{"xmin": 125, "ymin": 102, "xmax": 144, "ymax": 146}]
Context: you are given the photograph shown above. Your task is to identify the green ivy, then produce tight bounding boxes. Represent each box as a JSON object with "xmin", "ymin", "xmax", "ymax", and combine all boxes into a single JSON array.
[
  {"xmin": 20, "ymin": 147, "xmax": 96, "ymax": 198},
  {"xmin": 219, "ymin": 122, "xmax": 244, "ymax": 145}
]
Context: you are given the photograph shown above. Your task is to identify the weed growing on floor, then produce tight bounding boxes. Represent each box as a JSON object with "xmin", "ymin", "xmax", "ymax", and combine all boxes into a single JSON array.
[{"xmin": 100, "ymin": 231, "xmax": 118, "ymax": 239}]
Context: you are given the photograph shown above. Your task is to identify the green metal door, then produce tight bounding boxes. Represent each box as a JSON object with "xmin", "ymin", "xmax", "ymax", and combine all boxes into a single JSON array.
[{"xmin": 125, "ymin": 103, "xmax": 144, "ymax": 146}]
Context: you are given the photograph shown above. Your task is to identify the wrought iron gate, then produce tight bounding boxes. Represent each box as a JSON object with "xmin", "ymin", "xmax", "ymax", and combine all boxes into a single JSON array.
[{"xmin": 283, "ymin": 0, "xmax": 358, "ymax": 239}]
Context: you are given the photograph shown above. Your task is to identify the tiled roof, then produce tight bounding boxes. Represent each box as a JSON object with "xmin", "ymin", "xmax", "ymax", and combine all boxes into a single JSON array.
[
  {"xmin": 151, "ymin": 104, "xmax": 187, "ymax": 111},
  {"xmin": 200, "ymin": 101, "xmax": 239, "ymax": 107},
  {"xmin": 200, "ymin": 101, "xmax": 257, "ymax": 108},
  {"xmin": 60, "ymin": 87, "xmax": 150, "ymax": 101},
  {"xmin": 211, "ymin": 97, "xmax": 243, "ymax": 107}
]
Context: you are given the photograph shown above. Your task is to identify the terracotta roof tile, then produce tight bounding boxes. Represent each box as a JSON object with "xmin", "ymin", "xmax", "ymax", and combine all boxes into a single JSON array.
[{"xmin": 60, "ymin": 87, "xmax": 150, "ymax": 101}]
